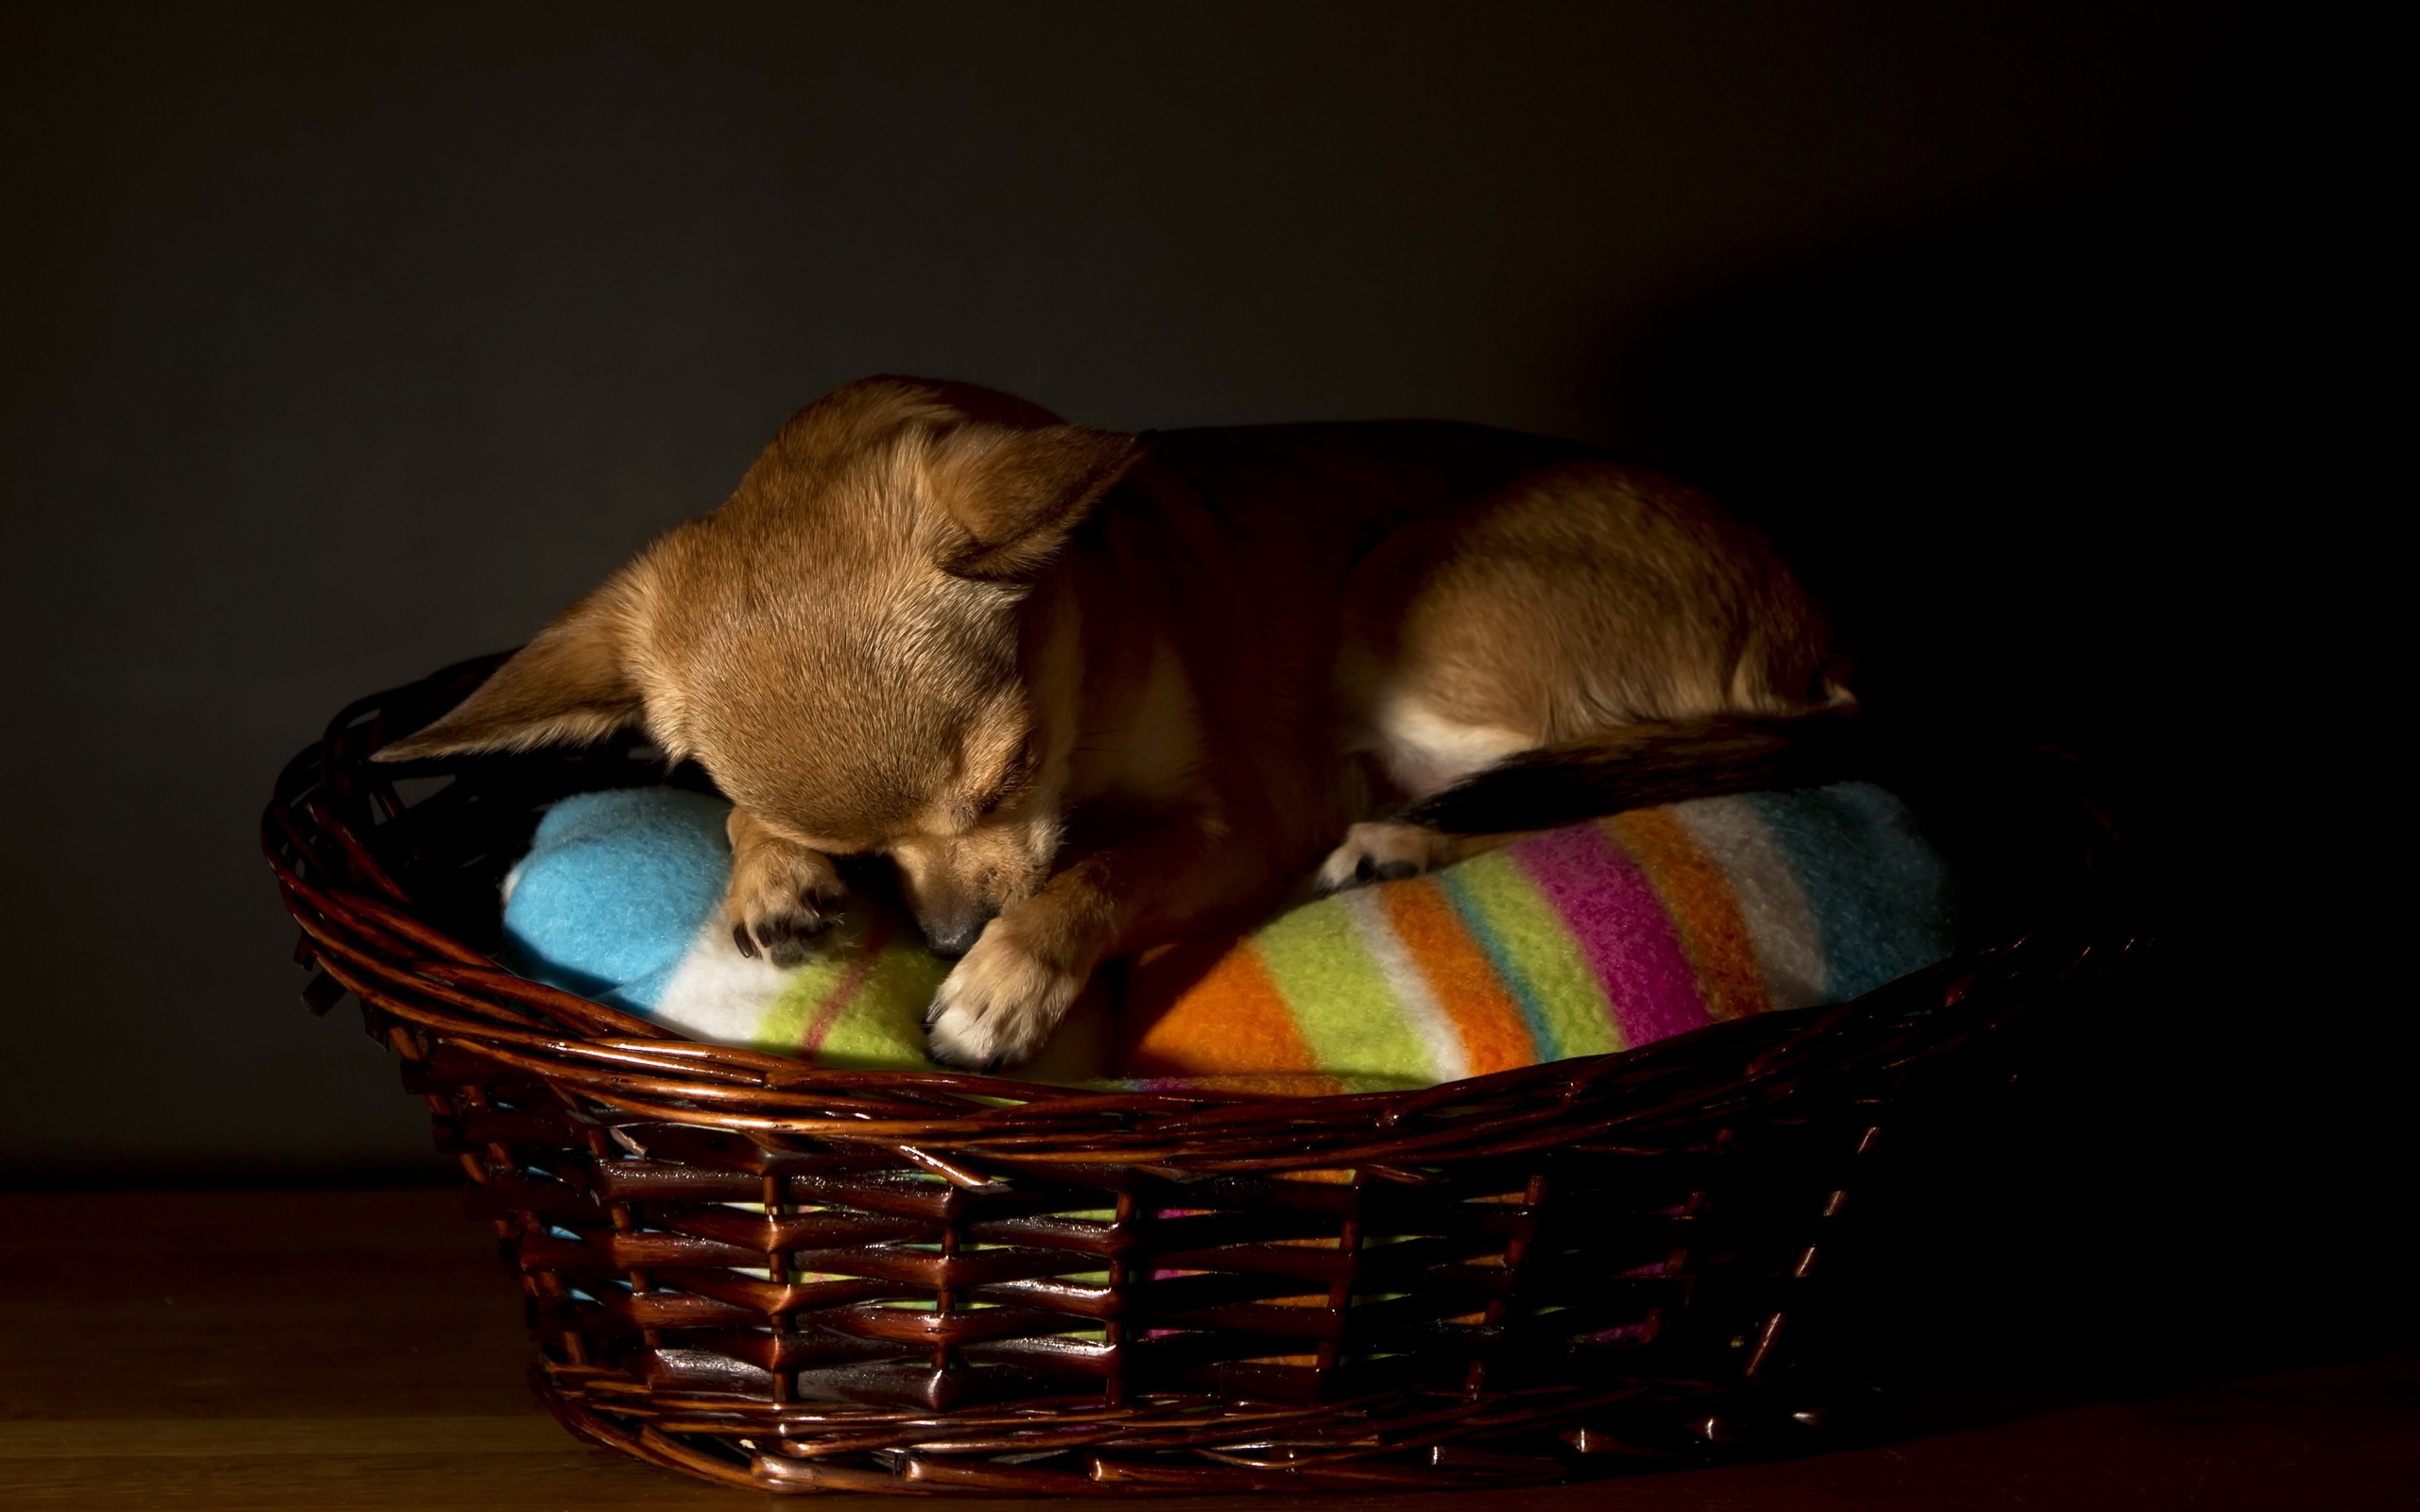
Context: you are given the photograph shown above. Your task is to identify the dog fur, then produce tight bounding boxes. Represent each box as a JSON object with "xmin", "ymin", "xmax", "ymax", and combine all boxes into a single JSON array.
[{"xmin": 377, "ymin": 377, "xmax": 1845, "ymax": 1069}]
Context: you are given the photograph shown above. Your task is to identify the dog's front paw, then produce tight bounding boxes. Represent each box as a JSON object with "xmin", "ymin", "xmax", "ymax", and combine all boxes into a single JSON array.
[
  {"xmin": 724, "ymin": 835, "xmax": 846, "ymax": 968},
  {"xmin": 1316, "ymin": 821, "xmax": 1460, "ymax": 892},
  {"xmin": 925, "ymin": 925, "xmax": 1085, "ymax": 1072}
]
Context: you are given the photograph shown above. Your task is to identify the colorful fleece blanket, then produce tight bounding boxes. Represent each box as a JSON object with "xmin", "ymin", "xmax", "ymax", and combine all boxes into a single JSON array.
[{"xmin": 500, "ymin": 785, "xmax": 1957, "ymax": 1091}]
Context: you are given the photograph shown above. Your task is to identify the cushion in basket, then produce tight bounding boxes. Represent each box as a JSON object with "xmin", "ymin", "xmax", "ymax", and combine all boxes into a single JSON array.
[{"xmin": 502, "ymin": 784, "xmax": 1958, "ymax": 1091}]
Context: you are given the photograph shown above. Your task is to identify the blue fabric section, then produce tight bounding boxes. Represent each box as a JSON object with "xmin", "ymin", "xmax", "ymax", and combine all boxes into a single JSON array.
[
  {"xmin": 501, "ymin": 787, "xmax": 733, "ymax": 1013},
  {"xmin": 1746, "ymin": 783, "xmax": 1961, "ymax": 1001}
]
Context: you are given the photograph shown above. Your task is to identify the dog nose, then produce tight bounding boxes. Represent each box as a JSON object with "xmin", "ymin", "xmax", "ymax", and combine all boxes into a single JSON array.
[{"xmin": 923, "ymin": 915, "xmax": 993, "ymax": 960}]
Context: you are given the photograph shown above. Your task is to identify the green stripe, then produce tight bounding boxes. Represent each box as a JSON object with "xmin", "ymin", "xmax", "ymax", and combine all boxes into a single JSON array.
[
  {"xmin": 757, "ymin": 952, "xmax": 852, "ymax": 1053},
  {"xmin": 756, "ymin": 934, "xmax": 948, "ymax": 1070},
  {"xmin": 1442, "ymin": 849, "xmax": 1622, "ymax": 1057},
  {"xmin": 1247, "ymin": 893, "xmax": 1428, "ymax": 1080},
  {"xmin": 813, "ymin": 941, "xmax": 950, "ymax": 1071}
]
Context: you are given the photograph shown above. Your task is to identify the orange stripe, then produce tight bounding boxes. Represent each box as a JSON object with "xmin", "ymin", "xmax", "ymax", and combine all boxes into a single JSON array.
[
  {"xmin": 1608, "ymin": 809, "xmax": 1769, "ymax": 1022},
  {"xmin": 1380, "ymin": 878, "xmax": 1537, "ymax": 1074},
  {"xmin": 1122, "ymin": 937, "xmax": 1322, "ymax": 1076}
]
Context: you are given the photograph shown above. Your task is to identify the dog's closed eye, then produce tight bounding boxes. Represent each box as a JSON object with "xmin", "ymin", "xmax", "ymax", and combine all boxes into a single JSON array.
[{"xmin": 977, "ymin": 731, "xmax": 1041, "ymax": 816}]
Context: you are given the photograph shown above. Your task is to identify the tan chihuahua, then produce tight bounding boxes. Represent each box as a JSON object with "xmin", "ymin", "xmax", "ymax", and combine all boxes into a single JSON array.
[{"xmin": 378, "ymin": 378, "xmax": 1849, "ymax": 1069}]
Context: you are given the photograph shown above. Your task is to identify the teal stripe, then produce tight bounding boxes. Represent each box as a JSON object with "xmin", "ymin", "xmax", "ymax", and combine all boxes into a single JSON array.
[
  {"xmin": 1438, "ymin": 862, "xmax": 1563, "ymax": 1061},
  {"xmin": 1745, "ymin": 784, "xmax": 1959, "ymax": 1001}
]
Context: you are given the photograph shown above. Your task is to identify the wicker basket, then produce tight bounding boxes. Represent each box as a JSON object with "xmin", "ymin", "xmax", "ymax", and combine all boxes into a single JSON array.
[{"xmin": 262, "ymin": 653, "xmax": 2137, "ymax": 1496}]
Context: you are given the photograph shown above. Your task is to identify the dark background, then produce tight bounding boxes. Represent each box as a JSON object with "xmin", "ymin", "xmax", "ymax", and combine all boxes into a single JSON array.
[{"xmin": 0, "ymin": 0, "xmax": 2386, "ymax": 1396}]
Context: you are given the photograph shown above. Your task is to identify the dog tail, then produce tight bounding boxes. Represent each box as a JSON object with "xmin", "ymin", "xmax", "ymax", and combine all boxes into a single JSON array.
[{"xmin": 1397, "ymin": 703, "xmax": 1865, "ymax": 836}]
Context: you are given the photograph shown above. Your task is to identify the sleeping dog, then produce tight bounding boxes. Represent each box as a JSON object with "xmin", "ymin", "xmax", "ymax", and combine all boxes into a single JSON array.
[{"xmin": 378, "ymin": 377, "xmax": 1851, "ymax": 1069}]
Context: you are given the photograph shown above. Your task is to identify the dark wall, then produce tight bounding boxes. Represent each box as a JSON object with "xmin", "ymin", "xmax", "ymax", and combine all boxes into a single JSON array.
[{"xmin": 0, "ymin": 0, "xmax": 2313, "ymax": 1236}]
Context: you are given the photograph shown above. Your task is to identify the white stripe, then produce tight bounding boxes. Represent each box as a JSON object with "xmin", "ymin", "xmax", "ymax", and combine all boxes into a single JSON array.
[
  {"xmin": 649, "ymin": 919, "xmax": 792, "ymax": 1048},
  {"xmin": 1672, "ymin": 796, "xmax": 1828, "ymax": 1009},
  {"xmin": 1343, "ymin": 886, "xmax": 1471, "ymax": 1084}
]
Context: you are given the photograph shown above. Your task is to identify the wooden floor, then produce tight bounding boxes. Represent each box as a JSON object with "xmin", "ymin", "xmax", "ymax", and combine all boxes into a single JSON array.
[{"xmin": 1, "ymin": 1188, "xmax": 2409, "ymax": 1510}]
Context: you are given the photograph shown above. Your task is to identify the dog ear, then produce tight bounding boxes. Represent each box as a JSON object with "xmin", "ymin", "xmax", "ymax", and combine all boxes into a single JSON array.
[
  {"xmin": 372, "ymin": 591, "xmax": 641, "ymax": 762},
  {"xmin": 931, "ymin": 426, "xmax": 1147, "ymax": 580}
]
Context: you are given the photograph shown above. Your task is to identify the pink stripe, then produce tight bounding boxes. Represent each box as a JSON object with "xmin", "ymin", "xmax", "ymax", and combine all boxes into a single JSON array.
[{"xmin": 1512, "ymin": 822, "xmax": 1711, "ymax": 1049}]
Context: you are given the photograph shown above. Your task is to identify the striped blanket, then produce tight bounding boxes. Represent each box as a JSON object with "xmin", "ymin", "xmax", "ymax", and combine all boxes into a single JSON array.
[
  {"xmin": 502, "ymin": 784, "xmax": 1957, "ymax": 1091},
  {"xmin": 1115, "ymin": 784, "xmax": 1960, "ymax": 1092}
]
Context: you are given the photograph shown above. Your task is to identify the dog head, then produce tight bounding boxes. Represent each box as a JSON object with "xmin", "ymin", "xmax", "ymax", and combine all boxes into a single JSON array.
[{"xmin": 375, "ymin": 376, "xmax": 1147, "ymax": 954}]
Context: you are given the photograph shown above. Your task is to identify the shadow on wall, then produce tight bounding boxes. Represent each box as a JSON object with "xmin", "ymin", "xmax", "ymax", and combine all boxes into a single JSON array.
[
  {"xmin": 1641, "ymin": 160, "xmax": 2244, "ymax": 780},
  {"xmin": 1621, "ymin": 82, "xmax": 2395, "ymax": 1390}
]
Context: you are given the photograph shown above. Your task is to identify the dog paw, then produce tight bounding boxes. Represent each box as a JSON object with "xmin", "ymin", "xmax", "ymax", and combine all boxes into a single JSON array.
[
  {"xmin": 724, "ymin": 841, "xmax": 846, "ymax": 968},
  {"xmin": 1316, "ymin": 821, "xmax": 1459, "ymax": 892},
  {"xmin": 924, "ymin": 925, "xmax": 1085, "ymax": 1072}
]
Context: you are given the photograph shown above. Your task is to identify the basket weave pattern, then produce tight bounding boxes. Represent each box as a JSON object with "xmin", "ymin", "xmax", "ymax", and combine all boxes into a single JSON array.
[{"xmin": 262, "ymin": 655, "xmax": 2123, "ymax": 1495}]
